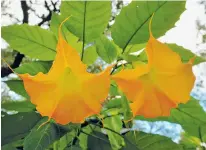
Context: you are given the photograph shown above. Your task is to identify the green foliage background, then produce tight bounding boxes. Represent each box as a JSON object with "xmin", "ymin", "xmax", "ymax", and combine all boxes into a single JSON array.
[{"xmin": 1, "ymin": 1, "xmax": 206, "ymax": 150}]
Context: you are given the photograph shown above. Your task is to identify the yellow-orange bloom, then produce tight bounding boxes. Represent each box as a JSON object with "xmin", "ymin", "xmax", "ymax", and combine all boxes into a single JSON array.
[
  {"xmin": 18, "ymin": 19, "xmax": 113, "ymax": 124},
  {"xmin": 112, "ymin": 19, "xmax": 195, "ymax": 118}
]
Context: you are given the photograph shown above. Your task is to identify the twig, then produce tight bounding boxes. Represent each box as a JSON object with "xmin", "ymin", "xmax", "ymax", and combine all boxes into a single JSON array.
[{"xmin": 1, "ymin": 1, "xmax": 29, "ymax": 77}]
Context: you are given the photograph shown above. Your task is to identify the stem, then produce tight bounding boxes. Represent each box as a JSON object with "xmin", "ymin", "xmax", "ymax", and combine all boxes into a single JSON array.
[
  {"xmin": 81, "ymin": 1, "xmax": 87, "ymax": 61},
  {"xmin": 110, "ymin": 64, "xmax": 118, "ymax": 75},
  {"xmin": 88, "ymin": 121, "xmax": 123, "ymax": 137},
  {"xmin": 81, "ymin": 130, "xmax": 110, "ymax": 143},
  {"xmin": 110, "ymin": 62, "xmax": 130, "ymax": 75},
  {"xmin": 81, "ymin": 43, "xmax": 85, "ymax": 61}
]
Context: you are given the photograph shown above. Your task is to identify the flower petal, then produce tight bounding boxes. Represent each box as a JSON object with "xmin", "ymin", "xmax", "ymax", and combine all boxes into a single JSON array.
[
  {"xmin": 154, "ymin": 60, "xmax": 195, "ymax": 103},
  {"xmin": 49, "ymin": 18, "xmax": 87, "ymax": 78},
  {"xmin": 112, "ymin": 64, "xmax": 149, "ymax": 102},
  {"xmin": 135, "ymin": 86, "xmax": 177, "ymax": 117},
  {"xmin": 51, "ymin": 95, "xmax": 95, "ymax": 124},
  {"xmin": 146, "ymin": 35, "xmax": 183, "ymax": 72},
  {"xmin": 19, "ymin": 73, "xmax": 57, "ymax": 118}
]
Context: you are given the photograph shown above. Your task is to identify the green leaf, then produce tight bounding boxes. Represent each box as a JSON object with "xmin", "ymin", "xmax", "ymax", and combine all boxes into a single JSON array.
[
  {"xmin": 1, "ymin": 112, "xmax": 41, "ymax": 145},
  {"xmin": 96, "ymin": 35, "xmax": 118, "ymax": 63},
  {"xmin": 82, "ymin": 46, "xmax": 98, "ymax": 65},
  {"xmin": 50, "ymin": 13, "xmax": 83, "ymax": 53},
  {"xmin": 104, "ymin": 98, "xmax": 121, "ymax": 110},
  {"xmin": 52, "ymin": 129, "xmax": 77, "ymax": 150},
  {"xmin": 104, "ymin": 115, "xmax": 125, "ymax": 149},
  {"xmin": 109, "ymin": 82, "xmax": 119, "ymax": 97},
  {"xmin": 180, "ymin": 132, "xmax": 202, "ymax": 149},
  {"xmin": 60, "ymin": 1, "xmax": 111, "ymax": 43},
  {"xmin": 121, "ymin": 94, "xmax": 133, "ymax": 121},
  {"xmin": 2, "ymin": 100, "xmax": 35, "ymax": 112},
  {"xmin": 50, "ymin": 13, "xmax": 66, "ymax": 38},
  {"xmin": 167, "ymin": 44, "xmax": 206, "ymax": 65},
  {"xmin": 123, "ymin": 131, "xmax": 183, "ymax": 150},
  {"xmin": 79, "ymin": 125, "xmax": 93, "ymax": 149},
  {"xmin": 122, "ymin": 54, "xmax": 140, "ymax": 63},
  {"xmin": 2, "ymin": 144, "xmax": 18, "ymax": 150},
  {"xmin": 2, "ymin": 139, "xmax": 24, "ymax": 150},
  {"xmin": 112, "ymin": 1, "xmax": 185, "ymax": 50},
  {"xmin": 101, "ymin": 108, "xmax": 121, "ymax": 118},
  {"xmin": 2, "ymin": 24, "xmax": 57, "ymax": 60},
  {"xmin": 169, "ymin": 100, "xmax": 206, "ymax": 139},
  {"xmin": 136, "ymin": 98, "xmax": 206, "ymax": 140},
  {"xmin": 23, "ymin": 118, "xmax": 70, "ymax": 150},
  {"xmin": 201, "ymin": 126, "xmax": 206, "ymax": 142},
  {"xmin": 5, "ymin": 80, "xmax": 28, "ymax": 98},
  {"xmin": 124, "ymin": 43, "xmax": 146, "ymax": 54},
  {"xmin": 136, "ymin": 44, "xmax": 205, "ymax": 65},
  {"xmin": 15, "ymin": 61, "xmax": 52, "ymax": 75},
  {"xmin": 87, "ymin": 131, "xmax": 112, "ymax": 150}
]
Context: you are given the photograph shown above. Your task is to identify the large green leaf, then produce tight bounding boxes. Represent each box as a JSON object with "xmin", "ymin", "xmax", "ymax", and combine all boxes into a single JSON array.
[
  {"xmin": 1, "ymin": 112, "xmax": 41, "ymax": 145},
  {"xmin": 87, "ymin": 131, "xmax": 112, "ymax": 150},
  {"xmin": 60, "ymin": 1, "xmax": 111, "ymax": 43},
  {"xmin": 78, "ymin": 125, "xmax": 93, "ymax": 149},
  {"xmin": 15, "ymin": 61, "xmax": 52, "ymax": 75},
  {"xmin": 134, "ymin": 44, "xmax": 205, "ymax": 65},
  {"xmin": 87, "ymin": 131, "xmax": 182, "ymax": 150},
  {"xmin": 52, "ymin": 129, "xmax": 77, "ymax": 150},
  {"xmin": 124, "ymin": 43, "xmax": 146, "ymax": 54},
  {"xmin": 23, "ymin": 118, "xmax": 71, "ymax": 150},
  {"xmin": 2, "ymin": 144, "xmax": 18, "ymax": 150},
  {"xmin": 169, "ymin": 100, "xmax": 206, "ymax": 139},
  {"xmin": 96, "ymin": 35, "xmax": 118, "ymax": 63},
  {"xmin": 135, "ymin": 98, "xmax": 206, "ymax": 140},
  {"xmin": 1, "ymin": 24, "xmax": 57, "ymax": 60},
  {"xmin": 167, "ymin": 44, "xmax": 206, "ymax": 65},
  {"xmin": 2, "ymin": 139, "xmax": 23, "ymax": 150},
  {"xmin": 51, "ymin": 13, "xmax": 98, "ymax": 65},
  {"xmin": 5, "ymin": 80, "xmax": 28, "ymax": 98},
  {"xmin": 50, "ymin": 13, "xmax": 83, "ymax": 53},
  {"xmin": 2, "ymin": 100, "xmax": 35, "ymax": 112},
  {"xmin": 104, "ymin": 115, "xmax": 125, "ymax": 149},
  {"xmin": 50, "ymin": 12, "xmax": 67, "ymax": 38},
  {"xmin": 123, "ymin": 131, "xmax": 183, "ymax": 150},
  {"xmin": 111, "ymin": 1, "xmax": 185, "ymax": 51},
  {"xmin": 82, "ymin": 45, "xmax": 98, "ymax": 65}
]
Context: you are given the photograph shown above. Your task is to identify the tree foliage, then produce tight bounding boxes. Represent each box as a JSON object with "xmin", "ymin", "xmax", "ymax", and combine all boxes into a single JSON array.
[{"xmin": 1, "ymin": 1, "xmax": 206, "ymax": 150}]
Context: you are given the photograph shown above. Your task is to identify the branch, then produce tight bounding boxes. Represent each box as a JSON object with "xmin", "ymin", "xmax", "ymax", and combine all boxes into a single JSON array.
[
  {"xmin": 1, "ymin": 1, "xmax": 29, "ymax": 77},
  {"xmin": 36, "ymin": 0, "xmax": 60, "ymax": 26},
  {"xmin": 1, "ymin": 53, "xmax": 25, "ymax": 77},
  {"xmin": 1, "ymin": 13, "xmax": 21, "ymax": 23},
  {"xmin": 21, "ymin": 1, "xmax": 29, "ymax": 23}
]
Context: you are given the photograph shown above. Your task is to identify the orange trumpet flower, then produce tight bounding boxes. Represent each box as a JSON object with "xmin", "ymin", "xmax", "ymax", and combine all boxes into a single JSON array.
[
  {"xmin": 112, "ymin": 16, "xmax": 195, "ymax": 118},
  {"xmin": 17, "ymin": 18, "xmax": 113, "ymax": 125}
]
